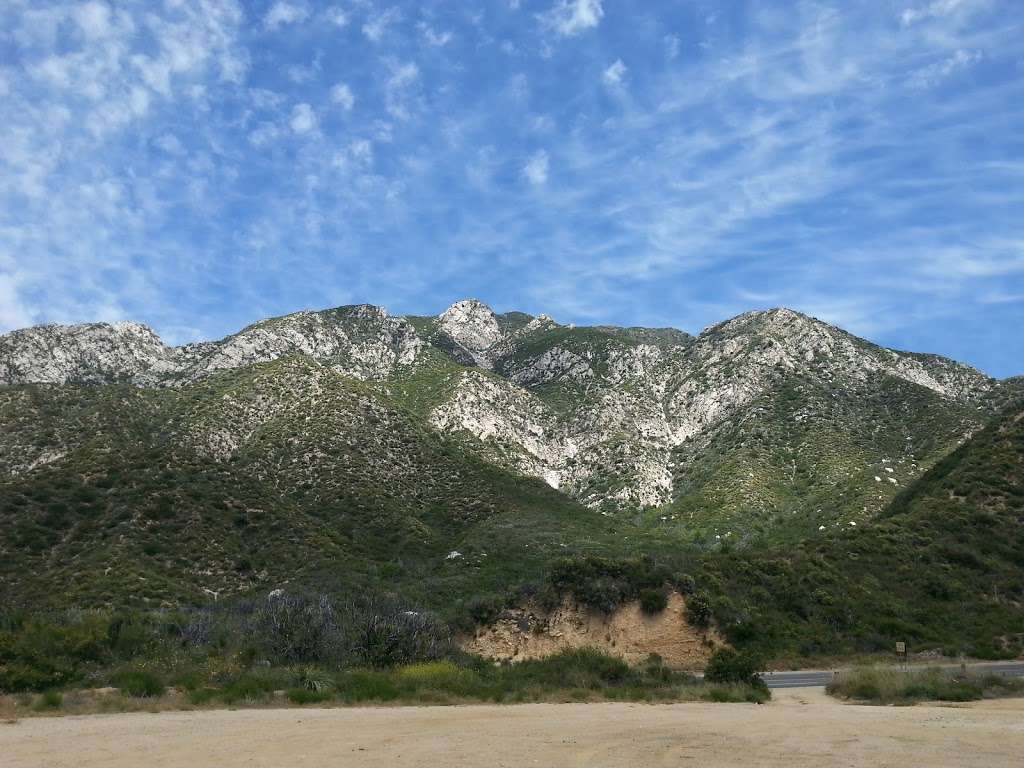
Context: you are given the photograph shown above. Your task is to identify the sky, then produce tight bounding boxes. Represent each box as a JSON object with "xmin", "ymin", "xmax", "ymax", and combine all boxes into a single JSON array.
[{"xmin": 1, "ymin": 0, "xmax": 1022, "ymax": 377}]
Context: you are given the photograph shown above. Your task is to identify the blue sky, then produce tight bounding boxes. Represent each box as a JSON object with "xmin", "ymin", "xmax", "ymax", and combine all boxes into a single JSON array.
[{"xmin": 1, "ymin": 0, "xmax": 1022, "ymax": 377}]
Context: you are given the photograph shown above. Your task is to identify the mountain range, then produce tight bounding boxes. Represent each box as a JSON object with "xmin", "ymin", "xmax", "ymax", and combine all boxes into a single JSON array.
[
  {"xmin": 2, "ymin": 300, "xmax": 1012, "ymax": 528},
  {"xmin": 1, "ymin": 299, "xmax": 1021, "ymax": 658}
]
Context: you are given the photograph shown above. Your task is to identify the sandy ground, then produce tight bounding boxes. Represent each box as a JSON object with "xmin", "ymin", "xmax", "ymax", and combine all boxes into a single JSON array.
[{"xmin": 3, "ymin": 689, "xmax": 1024, "ymax": 768}]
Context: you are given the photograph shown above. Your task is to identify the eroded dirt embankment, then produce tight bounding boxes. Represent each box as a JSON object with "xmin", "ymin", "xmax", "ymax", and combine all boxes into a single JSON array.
[{"xmin": 461, "ymin": 591, "xmax": 720, "ymax": 668}]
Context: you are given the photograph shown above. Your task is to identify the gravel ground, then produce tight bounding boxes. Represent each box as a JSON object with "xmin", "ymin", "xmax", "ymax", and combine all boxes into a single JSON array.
[{"xmin": 3, "ymin": 688, "xmax": 1024, "ymax": 768}]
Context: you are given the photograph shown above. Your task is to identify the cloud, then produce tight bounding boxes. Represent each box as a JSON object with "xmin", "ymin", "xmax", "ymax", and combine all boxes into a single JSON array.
[
  {"xmin": 523, "ymin": 150, "xmax": 549, "ymax": 185},
  {"xmin": 264, "ymin": 2, "xmax": 309, "ymax": 30},
  {"xmin": 910, "ymin": 48, "xmax": 982, "ymax": 87},
  {"xmin": 2, "ymin": 0, "xmax": 1021, "ymax": 378},
  {"xmin": 603, "ymin": 59, "xmax": 627, "ymax": 86},
  {"xmin": 72, "ymin": 1, "xmax": 112, "ymax": 39},
  {"xmin": 664, "ymin": 35, "xmax": 681, "ymax": 60},
  {"xmin": 384, "ymin": 61, "xmax": 419, "ymax": 119},
  {"xmin": 289, "ymin": 102, "xmax": 317, "ymax": 134},
  {"xmin": 323, "ymin": 6, "xmax": 348, "ymax": 27},
  {"xmin": 541, "ymin": 0, "xmax": 604, "ymax": 37},
  {"xmin": 330, "ymin": 82, "xmax": 355, "ymax": 111},
  {"xmin": 363, "ymin": 8, "xmax": 402, "ymax": 43},
  {"xmin": 419, "ymin": 24, "xmax": 453, "ymax": 47},
  {"xmin": 900, "ymin": 0, "xmax": 972, "ymax": 26},
  {"xmin": 0, "ymin": 273, "xmax": 33, "ymax": 331}
]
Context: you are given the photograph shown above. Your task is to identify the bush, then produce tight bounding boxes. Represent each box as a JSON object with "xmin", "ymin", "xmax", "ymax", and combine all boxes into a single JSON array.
[
  {"xmin": 348, "ymin": 602, "xmax": 450, "ymax": 668},
  {"xmin": 33, "ymin": 690, "xmax": 63, "ymax": 711},
  {"xmin": 704, "ymin": 648, "xmax": 765, "ymax": 688},
  {"xmin": 512, "ymin": 648, "xmax": 630, "ymax": 689},
  {"xmin": 286, "ymin": 687, "xmax": 332, "ymax": 704},
  {"xmin": 675, "ymin": 574, "xmax": 697, "ymax": 595},
  {"xmin": 114, "ymin": 669, "xmax": 166, "ymax": 698},
  {"xmin": 827, "ymin": 667, "xmax": 1024, "ymax": 705},
  {"xmin": 465, "ymin": 595, "xmax": 505, "ymax": 626},
  {"xmin": 685, "ymin": 592, "xmax": 713, "ymax": 628},
  {"xmin": 252, "ymin": 593, "xmax": 339, "ymax": 664},
  {"xmin": 218, "ymin": 672, "xmax": 282, "ymax": 704},
  {"xmin": 639, "ymin": 589, "xmax": 668, "ymax": 614},
  {"xmin": 546, "ymin": 556, "xmax": 677, "ymax": 614}
]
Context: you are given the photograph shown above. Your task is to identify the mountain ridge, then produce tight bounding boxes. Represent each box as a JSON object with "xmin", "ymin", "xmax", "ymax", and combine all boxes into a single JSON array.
[{"xmin": 0, "ymin": 299, "xmax": 1007, "ymax": 532}]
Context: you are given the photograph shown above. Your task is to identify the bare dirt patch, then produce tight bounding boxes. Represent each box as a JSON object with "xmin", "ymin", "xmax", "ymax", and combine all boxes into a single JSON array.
[
  {"xmin": 463, "ymin": 591, "xmax": 720, "ymax": 667},
  {"xmin": 3, "ymin": 692, "xmax": 1024, "ymax": 767}
]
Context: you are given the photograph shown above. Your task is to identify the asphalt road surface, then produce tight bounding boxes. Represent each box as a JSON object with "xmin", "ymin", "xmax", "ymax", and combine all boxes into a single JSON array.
[{"xmin": 762, "ymin": 660, "xmax": 1024, "ymax": 688}]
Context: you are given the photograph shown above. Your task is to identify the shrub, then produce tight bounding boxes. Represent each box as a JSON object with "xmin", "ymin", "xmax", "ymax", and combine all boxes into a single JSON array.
[
  {"xmin": 33, "ymin": 690, "xmax": 63, "ymax": 711},
  {"xmin": 546, "ymin": 556, "xmax": 677, "ymax": 614},
  {"xmin": 685, "ymin": 592, "xmax": 713, "ymax": 628},
  {"xmin": 252, "ymin": 593, "xmax": 339, "ymax": 664},
  {"xmin": 465, "ymin": 595, "xmax": 504, "ymax": 626},
  {"xmin": 513, "ymin": 648, "xmax": 630, "ymax": 689},
  {"xmin": 704, "ymin": 648, "xmax": 765, "ymax": 688},
  {"xmin": 347, "ymin": 602, "xmax": 450, "ymax": 668},
  {"xmin": 675, "ymin": 574, "xmax": 697, "ymax": 595},
  {"xmin": 286, "ymin": 687, "xmax": 332, "ymax": 704},
  {"xmin": 639, "ymin": 588, "xmax": 668, "ymax": 614},
  {"xmin": 827, "ymin": 667, "xmax": 1024, "ymax": 704},
  {"xmin": 218, "ymin": 672, "xmax": 280, "ymax": 704},
  {"xmin": 114, "ymin": 669, "xmax": 166, "ymax": 698},
  {"xmin": 335, "ymin": 669, "xmax": 401, "ymax": 702}
]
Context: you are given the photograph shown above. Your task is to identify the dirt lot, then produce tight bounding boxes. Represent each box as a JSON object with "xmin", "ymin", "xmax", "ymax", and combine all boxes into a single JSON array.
[{"xmin": 3, "ymin": 688, "xmax": 1024, "ymax": 768}]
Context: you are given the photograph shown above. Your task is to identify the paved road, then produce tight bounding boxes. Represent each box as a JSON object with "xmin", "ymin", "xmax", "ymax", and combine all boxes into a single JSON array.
[{"xmin": 762, "ymin": 661, "xmax": 1024, "ymax": 689}]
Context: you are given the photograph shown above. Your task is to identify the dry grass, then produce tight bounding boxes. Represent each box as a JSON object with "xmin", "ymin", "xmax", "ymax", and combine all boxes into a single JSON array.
[{"xmin": 827, "ymin": 666, "xmax": 1024, "ymax": 705}]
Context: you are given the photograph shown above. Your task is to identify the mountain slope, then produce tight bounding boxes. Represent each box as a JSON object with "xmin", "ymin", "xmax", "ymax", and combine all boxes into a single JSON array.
[
  {"xmin": 0, "ymin": 300, "xmax": 1002, "ymax": 543},
  {"xmin": 0, "ymin": 358, "xmax": 605, "ymax": 609},
  {"xmin": 694, "ymin": 400, "xmax": 1024, "ymax": 658}
]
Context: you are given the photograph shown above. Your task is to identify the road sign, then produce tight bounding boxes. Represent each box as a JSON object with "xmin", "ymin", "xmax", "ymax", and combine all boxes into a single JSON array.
[{"xmin": 896, "ymin": 641, "xmax": 907, "ymax": 655}]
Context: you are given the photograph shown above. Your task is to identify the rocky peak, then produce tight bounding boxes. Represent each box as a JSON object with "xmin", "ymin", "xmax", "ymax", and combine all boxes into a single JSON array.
[
  {"xmin": 0, "ymin": 321, "xmax": 173, "ymax": 385},
  {"xmin": 436, "ymin": 299, "xmax": 505, "ymax": 368}
]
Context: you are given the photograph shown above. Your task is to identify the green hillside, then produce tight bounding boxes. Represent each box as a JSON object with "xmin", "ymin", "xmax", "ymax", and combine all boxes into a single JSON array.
[
  {"xmin": 656, "ymin": 372, "xmax": 982, "ymax": 546},
  {"xmin": 692, "ymin": 401, "xmax": 1024, "ymax": 659},
  {"xmin": 0, "ymin": 358, "xmax": 609, "ymax": 612}
]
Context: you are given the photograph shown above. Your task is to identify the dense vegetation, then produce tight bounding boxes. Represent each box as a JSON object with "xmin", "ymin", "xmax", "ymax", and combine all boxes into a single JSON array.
[{"xmin": 692, "ymin": 401, "xmax": 1024, "ymax": 660}]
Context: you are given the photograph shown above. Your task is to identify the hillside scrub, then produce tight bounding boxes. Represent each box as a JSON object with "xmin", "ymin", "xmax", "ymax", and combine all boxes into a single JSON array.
[
  {"xmin": 827, "ymin": 666, "xmax": 1024, "ymax": 704},
  {"xmin": 1, "ymin": 629, "xmax": 769, "ymax": 713},
  {"xmin": 541, "ymin": 555, "xmax": 690, "ymax": 614},
  {"xmin": 0, "ymin": 598, "xmax": 769, "ymax": 708}
]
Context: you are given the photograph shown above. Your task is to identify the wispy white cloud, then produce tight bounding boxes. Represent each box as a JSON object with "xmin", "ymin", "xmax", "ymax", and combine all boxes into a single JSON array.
[
  {"xmin": 523, "ymin": 150, "xmax": 549, "ymax": 185},
  {"xmin": 290, "ymin": 102, "xmax": 317, "ymax": 134},
  {"xmin": 264, "ymin": 1, "xmax": 308, "ymax": 30},
  {"xmin": 0, "ymin": 271, "xmax": 33, "ymax": 329},
  {"xmin": 384, "ymin": 61, "xmax": 419, "ymax": 120},
  {"xmin": 910, "ymin": 48, "xmax": 982, "ymax": 86},
  {"xmin": 602, "ymin": 59, "xmax": 627, "ymax": 86},
  {"xmin": 1, "ymin": 0, "xmax": 1021, "ymax": 377},
  {"xmin": 71, "ymin": 1, "xmax": 112, "ymax": 39},
  {"xmin": 419, "ymin": 23, "xmax": 453, "ymax": 47},
  {"xmin": 900, "ymin": 0, "xmax": 974, "ymax": 27},
  {"xmin": 323, "ymin": 5, "xmax": 348, "ymax": 28},
  {"xmin": 541, "ymin": 0, "xmax": 604, "ymax": 37},
  {"xmin": 330, "ymin": 82, "xmax": 355, "ymax": 110},
  {"xmin": 363, "ymin": 7, "xmax": 402, "ymax": 43}
]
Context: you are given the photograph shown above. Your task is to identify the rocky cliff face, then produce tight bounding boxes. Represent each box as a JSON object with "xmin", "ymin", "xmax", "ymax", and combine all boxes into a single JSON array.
[
  {"xmin": 0, "ymin": 300, "xmax": 999, "ymax": 533},
  {"xmin": 0, "ymin": 305, "xmax": 423, "ymax": 387}
]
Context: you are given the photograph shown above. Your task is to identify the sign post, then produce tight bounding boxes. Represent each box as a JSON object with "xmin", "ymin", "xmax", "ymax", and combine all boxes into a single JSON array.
[{"xmin": 896, "ymin": 641, "xmax": 907, "ymax": 668}]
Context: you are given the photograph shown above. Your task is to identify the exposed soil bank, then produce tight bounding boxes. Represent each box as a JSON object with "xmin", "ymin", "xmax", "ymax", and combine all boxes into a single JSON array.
[{"xmin": 462, "ymin": 591, "xmax": 720, "ymax": 667}]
